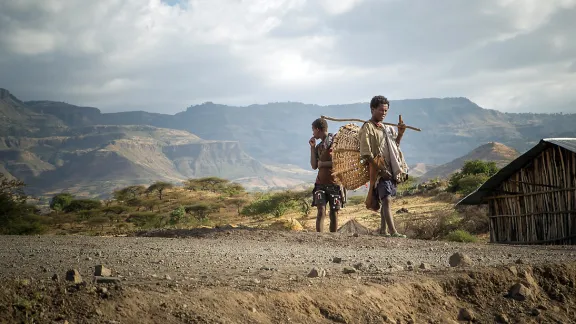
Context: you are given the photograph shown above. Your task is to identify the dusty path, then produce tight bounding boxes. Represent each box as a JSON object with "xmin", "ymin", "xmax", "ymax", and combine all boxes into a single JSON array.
[{"xmin": 1, "ymin": 229, "xmax": 576, "ymax": 323}]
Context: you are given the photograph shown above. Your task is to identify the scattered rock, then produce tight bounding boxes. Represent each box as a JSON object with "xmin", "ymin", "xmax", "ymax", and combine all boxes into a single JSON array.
[
  {"xmin": 52, "ymin": 274, "xmax": 60, "ymax": 281},
  {"xmin": 343, "ymin": 267, "xmax": 357, "ymax": 274},
  {"xmin": 457, "ymin": 308, "xmax": 474, "ymax": 321},
  {"xmin": 530, "ymin": 308, "xmax": 540, "ymax": 316},
  {"xmin": 507, "ymin": 283, "xmax": 531, "ymax": 301},
  {"xmin": 86, "ymin": 257, "xmax": 93, "ymax": 261},
  {"xmin": 396, "ymin": 207, "xmax": 409, "ymax": 214},
  {"xmin": 308, "ymin": 267, "xmax": 326, "ymax": 278},
  {"xmin": 515, "ymin": 259, "xmax": 524, "ymax": 264},
  {"xmin": 419, "ymin": 263, "xmax": 432, "ymax": 270},
  {"xmin": 449, "ymin": 252, "xmax": 473, "ymax": 267},
  {"xmin": 94, "ymin": 265, "xmax": 112, "ymax": 277},
  {"xmin": 352, "ymin": 233, "xmax": 359, "ymax": 237},
  {"xmin": 388, "ymin": 264, "xmax": 404, "ymax": 272},
  {"xmin": 520, "ymin": 270, "xmax": 539, "ymax": 288},
  {"xmin": 66, "ymin": 269, "xmax": 82, "ymax": 283},
  {"xmin": 164, "ymin": 274, "xmax": 172, "ymax": 280},
  {"xmin": 495, "ymin": 313, "xmax": 510, "ymax": 323},
  {"xmin": 332, "ymin": 257, "xmax": 342, "ymax": 264},
  {"xmin": 353, "ymin": 262, "xmax": 365, "ymax": 271}
]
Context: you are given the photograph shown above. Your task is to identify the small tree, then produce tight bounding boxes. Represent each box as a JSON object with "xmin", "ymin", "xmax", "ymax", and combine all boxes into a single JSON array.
[
  {"xmin": 0, "ymin": 173, "xmax": 45, "ymax": 235},
  {"xmin": 113, "ymin": 185, "xmax": 146, "ymax": 201},
  {"xmin": 146, "ymin": 182, "xmax": 173, "ymax": 200},
  {"xmin": 50, "ymin": 193, "xmax": 74, "ymax": 213},
  {"xmin": 63, "ymin": 199, "xmax": 102, "ymax": 213},
  {"xmin": 228, "ymin": 197, "xmax": 250, "ymax": 216},
  {"xmin": 185, "ymin": 203, "xmax": 219, "ymax": 220},
  {"xmin": 286, "ymin": 189, "xmax": 313, "ymax": 218}
]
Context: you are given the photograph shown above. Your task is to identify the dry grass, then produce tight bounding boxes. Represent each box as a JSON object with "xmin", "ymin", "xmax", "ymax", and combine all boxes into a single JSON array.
[{"xmin": 41, "ymin": 186, "xmax": 488, "ymax": 243}]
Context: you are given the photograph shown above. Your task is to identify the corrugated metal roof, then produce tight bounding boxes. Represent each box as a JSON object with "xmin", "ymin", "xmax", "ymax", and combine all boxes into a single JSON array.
[
  {"xmin": 544, "ymin": 138, "xmax": 576, "ymax": 153},
  {"xmin": 457, "ymin": 138, "xmax": 576, "ymax": 205}
]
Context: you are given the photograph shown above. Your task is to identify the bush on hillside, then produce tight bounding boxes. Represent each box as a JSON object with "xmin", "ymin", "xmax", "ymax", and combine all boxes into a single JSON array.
[
  {"xmin": 185, "ymin": 202, "xmax": 220, "ymax": 220},
  {"xmin": 50, "ymin": 193, "xmax": 74, "ymax": 212},
  {"xmin": 0, "ymin": 173, "xmax": 46, "ymax": 235},
  {"xmin": 127, "ymin": 212, "xmax": 163, "ymax": 229},
  {"xmin": 63, "ymin": 199, "xmax": 102, "ymax": 213},
  {"xmin": 447, "ymin": 160, "xmax": 499, "ymax": 195},
  {"xmin": 240, "ymin": 191, "xmax": 296, "ymax": 218}
]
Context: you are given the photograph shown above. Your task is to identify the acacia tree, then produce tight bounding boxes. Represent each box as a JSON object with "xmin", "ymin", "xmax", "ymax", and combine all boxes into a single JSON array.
[
  {"xmin": 185, "ymin": 202, "xmax": 220, "ymax": 220},
  {"xmin": 113, "ymin": 185, "xmax": 146, "ymax": 201},
  {"xmin": 146, "ymin": 182, "xmax": 173, "ymax": 200},
  {"xmin": 228, "ymin": 196, "xmax": 250, "ymax": 215}
]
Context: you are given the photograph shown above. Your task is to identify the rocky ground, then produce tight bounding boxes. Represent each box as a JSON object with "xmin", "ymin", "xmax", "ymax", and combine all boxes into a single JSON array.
[{"xmin": 1, "ymin": 228, "xmax": 576, "ymax": 323}]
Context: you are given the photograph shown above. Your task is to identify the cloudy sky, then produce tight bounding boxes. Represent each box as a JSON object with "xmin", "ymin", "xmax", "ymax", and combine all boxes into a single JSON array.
[{"xmin": 0, "ymin": 0, "xmax": 574, "ymax": 114}]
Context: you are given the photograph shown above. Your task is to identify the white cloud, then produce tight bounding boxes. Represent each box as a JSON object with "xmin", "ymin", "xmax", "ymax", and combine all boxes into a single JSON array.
[
  {"xmin": 1, "ymin": 29, "xmax": 59, "ymax": 55},
  {"xmin": 0, "ymin": 0, "xmax": 574, "ymax": 113},
  {"xmin": 318, "ymin": 0, "xmax": 364, "ymax": 15}
]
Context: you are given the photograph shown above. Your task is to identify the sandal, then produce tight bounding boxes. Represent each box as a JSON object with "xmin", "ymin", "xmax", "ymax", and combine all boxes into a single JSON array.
[{"xmin": 391, "ymin": 233, "xmax": 407, "ymax": 238}]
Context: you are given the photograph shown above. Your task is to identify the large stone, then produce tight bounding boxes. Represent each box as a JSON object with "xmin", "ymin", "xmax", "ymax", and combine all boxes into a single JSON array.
[
  {"xmin": 94, "ymin": 265, "xmax": 112, "ymax": 277},
  {"xmin": 308, "ymin": 267, "xmax": 326, "ymax": 278},
  {"xmin": 419, "ymin": 263, "xmax": 432, "ymax": 270},
  {"xmin": 508, "ymin": 283, "xmax": 532, "ymax": 301},
  {"xmin": 457, "ymin": 308, "xmax": 474, "ymax": 321},
  {"xmin": 448, "ymin": 252, "xmax": 473, "ymax": 267},
  {"xmin": 66, "ymin": 269, "xmax": 82, "ymax": 283},
  {"xmin": 343, "ymin": 267, "xmax": 357, "ymax": 274}
]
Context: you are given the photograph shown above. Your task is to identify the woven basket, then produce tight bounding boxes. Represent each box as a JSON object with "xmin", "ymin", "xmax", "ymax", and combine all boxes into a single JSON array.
[{"xmin": 331, "ymin": 123, "xmax": 369, "ymax": 190}]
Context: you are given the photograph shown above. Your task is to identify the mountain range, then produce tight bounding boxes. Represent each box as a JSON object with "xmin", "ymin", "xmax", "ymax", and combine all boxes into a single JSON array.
[{"xmin": 1, "ymin": 87, "xmax": 575, "ymax": 198}]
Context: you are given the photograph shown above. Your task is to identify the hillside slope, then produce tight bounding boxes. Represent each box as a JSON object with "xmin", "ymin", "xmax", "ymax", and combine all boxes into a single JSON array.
[
  {"xmin": 23, "ymin": 94, "xmax": 576, "ymax": 169},
  {"xmin": 419, "ymin": 142, "xmax": 520, "ymax": 181},
  {"xmin": 0, "ymin": 90, "xmax": 314, "ymax": 197}
]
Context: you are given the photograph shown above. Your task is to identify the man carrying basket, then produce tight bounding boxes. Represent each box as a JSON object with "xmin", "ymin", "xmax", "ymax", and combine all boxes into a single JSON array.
[{"xmin": 359, "ymin": 95, "xmax": 409, "ymax": 238}]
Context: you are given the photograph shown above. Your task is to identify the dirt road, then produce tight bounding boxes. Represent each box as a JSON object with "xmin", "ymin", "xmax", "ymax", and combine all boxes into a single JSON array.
[{"xmin": 1, "ymin": 229, "xmax": 576, "ymax": 323}]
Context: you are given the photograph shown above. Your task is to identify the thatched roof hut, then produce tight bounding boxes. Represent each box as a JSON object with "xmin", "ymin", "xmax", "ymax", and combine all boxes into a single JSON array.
[{"xmin": 458, "ymin": 138, "xmax": 576, "ymax": 245}]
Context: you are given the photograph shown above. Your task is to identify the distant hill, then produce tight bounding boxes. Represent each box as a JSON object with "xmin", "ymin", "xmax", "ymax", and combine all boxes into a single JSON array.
[
  {"xmin": 0, "ymin": 89, "xmax": 314, "ymax": 198},
  {"xmin": 4, "ymin": 87, "xmax": 576, "ymax": 197},
  {"xmin": 419, "ymin": 142, "xmax": 520, "ymax": 182},
  {"xmin": 22, "ymin": 94, "xmax": 576, "ymax": 170},
  {"xmin": 408, "ymin": 163, "xmax": 437, "ymax": 178}
]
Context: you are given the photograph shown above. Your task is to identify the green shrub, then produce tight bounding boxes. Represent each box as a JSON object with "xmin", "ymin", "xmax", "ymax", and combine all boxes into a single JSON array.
[
  {"xmin": 445, "ymin": 230, "xmax": 477, "ymax": 243},
  {"xmin": 346, "ymin": 195, "xmax": 365, "ymax": 206},
  {"xmin": 240, "ymin": 192, "xmax": 296, "ymax": 218},
  {"xmin": 170, "ymin": 206, "xmax": 186, "ymax": 225},
  {"xmin": 50, "ymin": 193, "xmax": 74, "ymax": 212},
  {"xmin": 64, "ymin": 199, "xmax": 102, "ymax": 213},
  {"xmin": 127, "ymin": 212, "xmax": 162, "ymax": 229}
]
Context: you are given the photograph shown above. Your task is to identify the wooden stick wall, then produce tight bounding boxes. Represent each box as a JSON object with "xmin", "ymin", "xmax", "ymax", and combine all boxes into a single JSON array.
[{"xmin": 487, "ymin": 145, "xmax": 576, "ymax": 245}]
